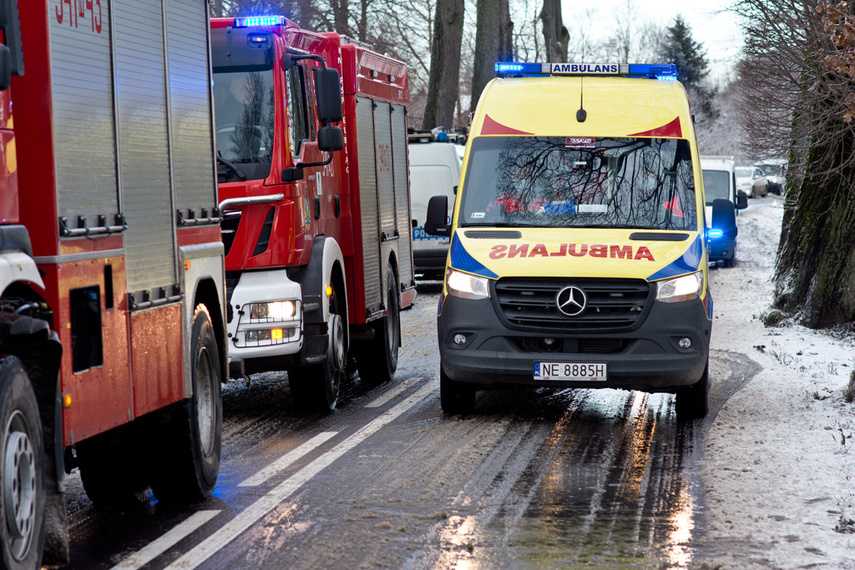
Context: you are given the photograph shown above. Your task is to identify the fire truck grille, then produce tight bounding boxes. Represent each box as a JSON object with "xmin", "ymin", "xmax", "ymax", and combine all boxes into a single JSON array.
[
  {"xmin": 494, "ymin": 278, "xmax": 651, "ymax": 331},
  {"xmin": 221, "ymin": 211, "xmax": 241, "ymax": 256}
]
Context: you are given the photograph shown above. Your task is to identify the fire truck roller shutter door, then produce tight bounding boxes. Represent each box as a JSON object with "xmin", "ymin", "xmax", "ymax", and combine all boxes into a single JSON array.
[{"xmin": 355, "ymin": 97, "xmax": 383, "ymax": 314}]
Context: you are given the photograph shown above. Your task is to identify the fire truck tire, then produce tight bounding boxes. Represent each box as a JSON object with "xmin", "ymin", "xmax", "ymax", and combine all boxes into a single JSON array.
[
  {"xmin": 675, "ymin": 359, "xmax": 709, "ymax": 421},
  {"xmin": 289, "ymin": 282, "xmax": 347, "ymax": 411},
  {"xmin": 439, "ymin": 365, "xmax": 476, "ymax": 415},
  {"xmin": 357, "ymin": 266, "xmax": 400, "ymax": 384},
  {"xmin": 0, "ymin": 357, "xmax": 45, "ymax": 570},
  {"xmin": 153, "ymin": 305, "xmax": 222, "ymax": 502}
]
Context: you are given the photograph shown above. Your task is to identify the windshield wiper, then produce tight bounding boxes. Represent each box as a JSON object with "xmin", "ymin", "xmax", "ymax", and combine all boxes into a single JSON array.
[
  {"xmin": 217, "ymin": 155, "xmax": 247, "ymax": 181},
  {"xmin": 571, "ymin": 223, "xmax": 663, "ymax": 230},
  {"xmin": 461, "ymin": 221, "xmax": 543, "ymax": 228}
]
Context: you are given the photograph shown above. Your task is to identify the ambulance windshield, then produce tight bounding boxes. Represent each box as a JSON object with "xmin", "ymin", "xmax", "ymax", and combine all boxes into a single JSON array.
[
  {"xmin": 460, "ymin": 137, "xmax": 698, "ymax": 231},
  {"xmin": 211, "ymin": 28, "xmax": 276, "ymax": 180}
]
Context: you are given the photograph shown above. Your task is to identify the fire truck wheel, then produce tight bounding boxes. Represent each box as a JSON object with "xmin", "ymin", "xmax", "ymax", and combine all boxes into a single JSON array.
[
  {"xmin": 153, "ymin": 305, "xmax": 222, "ymax": 502},
  {"xmin": 675, "ymin": 359, "xmax": 709, "ymax": 421},
  {"xmin": 357, "ymin": 266, "xmax": 400, "ymax": 384},
  {"xmin": 439, "ymin": 365, "xmax": 476, "ymax": 415},
  {"xmin": 289, "ymin": 283, "xmax": 347, "ymax": 412},
  {"xmin": 0, "ymin": 357, "xmax": 45, "ymax": 570}
]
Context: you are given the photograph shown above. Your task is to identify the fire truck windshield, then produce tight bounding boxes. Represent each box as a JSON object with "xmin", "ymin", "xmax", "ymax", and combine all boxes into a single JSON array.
[
  {"xmin": 459, "ymin": 136, "xmax": 698, "ymax": 231},
  {"xmin": 212, "ymin": 28, "xmax": 276, "ymax": 180}
]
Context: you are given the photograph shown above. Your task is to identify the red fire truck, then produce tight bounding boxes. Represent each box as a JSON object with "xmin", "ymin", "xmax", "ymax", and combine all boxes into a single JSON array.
[
  {"xmin": 211, "ymin": 16, "xmax": 415, "ymax": 410},
  {"xmin": 0, "ymin": 0, "xmax": 226, "ymax": 567}
]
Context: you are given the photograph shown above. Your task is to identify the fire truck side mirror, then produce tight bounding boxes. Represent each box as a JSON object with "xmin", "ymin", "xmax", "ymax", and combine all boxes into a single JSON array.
[
  {"xmin": 425, "ymin": 195, "xmax": 451, "ymax": 237},
  {"xmin": 315, "ymin": 68, "xmax": 343, "ymax": 124},
  {"xmin": 281, "ymin": 166, "xmax": 304, "ymax": 182},
  {"xmin": 0, "ymin": 45, "xmax": 10, "ymax": 91},
  {"xmin": 318, "ymin": 125, "xmax": 343, "ymax": 152}
]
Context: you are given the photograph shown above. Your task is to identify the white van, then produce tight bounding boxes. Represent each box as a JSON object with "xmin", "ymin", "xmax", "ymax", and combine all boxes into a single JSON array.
[{"xmin": 409, "ymin": 131, "xmax": 464, "ymax": 279}]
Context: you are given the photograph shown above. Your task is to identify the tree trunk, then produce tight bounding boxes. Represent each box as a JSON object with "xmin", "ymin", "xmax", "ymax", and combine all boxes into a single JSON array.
[
  {"xmin": 470, "ymin": 0, "xmax": 514, "ymax": 114},
  {"xmin": 539, "ymin": 0, "xmax": 568, "ymax": 63},
  {"xmin": 331, "ymin": 0, "xmax": 350, "ymax": 36},
  {"xmin": 774, "ymin": 118, "xmax": 855, "ymax": 327},
  {"xmin": 422, "ymin": 0, "xmax": 465, "ymax": 129}
]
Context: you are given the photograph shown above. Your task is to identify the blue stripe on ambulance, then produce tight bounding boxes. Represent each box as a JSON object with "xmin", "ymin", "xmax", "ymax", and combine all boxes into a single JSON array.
[
  {"xmin": 646, "ymin": 235, "xmax": 703, "ymax": 282},
  {"xmin": 449, "ymin": 232, "xmax": 499, "ymax": 279}
]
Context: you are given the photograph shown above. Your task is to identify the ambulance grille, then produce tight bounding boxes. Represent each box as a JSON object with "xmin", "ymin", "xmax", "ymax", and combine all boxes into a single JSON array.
[{"xmin": 494, "ymin": 278, "xmax": 651, "ymax": 330}]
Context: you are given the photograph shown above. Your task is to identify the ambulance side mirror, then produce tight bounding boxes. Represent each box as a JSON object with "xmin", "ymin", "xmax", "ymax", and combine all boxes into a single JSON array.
[
  {"xmin": 425, "ymin": 195, "xmax": 450, "ymax": 237},
  {"xmin": 735, "ymin": 190, "xmax": 748, "ymax": 210}
]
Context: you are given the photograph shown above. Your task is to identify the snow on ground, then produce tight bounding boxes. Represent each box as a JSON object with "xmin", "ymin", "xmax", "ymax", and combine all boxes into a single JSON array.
[{"xmin": 701, "ymin": 199, "xmax": 855, "ymax": 568}]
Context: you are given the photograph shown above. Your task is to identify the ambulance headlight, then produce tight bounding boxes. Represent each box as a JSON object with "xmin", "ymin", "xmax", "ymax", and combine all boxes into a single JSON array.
[
  {"xmin": 446, "ymin": 268, "xmax": 490, "ymax": 300},
  {"xmin": 656, "ymin": 271, "xmax": 704, "ymax": 303}
]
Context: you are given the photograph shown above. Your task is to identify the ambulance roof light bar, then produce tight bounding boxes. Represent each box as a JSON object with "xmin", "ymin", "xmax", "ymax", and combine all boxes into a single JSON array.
[
  {"xmin": 494, "ymin": 62, "xmax": 678, "ymax": 81},
  {"xmin": 234, "ymin": 15, "xmax": 287, "ymax": 28}
]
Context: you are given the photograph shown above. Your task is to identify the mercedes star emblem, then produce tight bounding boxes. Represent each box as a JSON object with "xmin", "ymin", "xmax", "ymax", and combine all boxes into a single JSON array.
[{"xmin": 555, "ymin": 286, "xmax": 587, "ymax": 317}]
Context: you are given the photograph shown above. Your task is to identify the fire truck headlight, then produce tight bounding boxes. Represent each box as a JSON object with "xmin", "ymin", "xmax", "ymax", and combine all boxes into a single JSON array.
[
  {"xmin": 250, "ymin": 301, "xmax": 296, "ymax": 321},
  {"xmin": 446, "ymin": 268, "xmax": 490, "ymax": 300},
  {"xmin": 656, "ymin": 271, "xmax": 704, "ymax": 303}
]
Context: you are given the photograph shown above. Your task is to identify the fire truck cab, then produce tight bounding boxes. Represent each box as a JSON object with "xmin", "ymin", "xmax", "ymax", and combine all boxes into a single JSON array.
[{"xmin": 211, "ymin": 17, "xmax": 415, "ymax": 411}]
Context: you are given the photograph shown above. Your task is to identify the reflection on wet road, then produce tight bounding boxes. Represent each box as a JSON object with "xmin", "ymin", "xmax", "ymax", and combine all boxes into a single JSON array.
[{"xmin": 63, "ymin": 290, "xmax": 760, "ymax": 569}]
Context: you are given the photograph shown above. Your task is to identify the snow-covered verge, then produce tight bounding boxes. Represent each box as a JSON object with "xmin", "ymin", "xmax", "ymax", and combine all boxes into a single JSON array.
[{"xmin": 700, "ymin": 199, "xmax": 855, "ymax": 568}]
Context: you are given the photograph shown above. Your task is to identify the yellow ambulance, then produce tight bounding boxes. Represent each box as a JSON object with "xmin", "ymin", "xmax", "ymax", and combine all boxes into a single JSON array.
[{"xmin": 424, "ymin": 63, "xmax": 738, "ymax": 420}]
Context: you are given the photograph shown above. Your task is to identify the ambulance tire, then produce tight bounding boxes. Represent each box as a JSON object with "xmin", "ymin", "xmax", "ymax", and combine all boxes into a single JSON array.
[
  {"xmin": 153, "ymin": 305, "xmax": 222, "ymax": 502},
  {"xmin": 440, "ymin": 366, "xmax": 476, "ymax": 415},
  {"xmin": 357, "ymin": 266, "xmax": 400, "ymax": 385},
  {"xmin": 675, "ymin": 360, "xmax": 709, "ymax": 421},
  {"xmin": 0, "ymin": 358, "xmax": 45, "ymax": 570},
  {"xmin": 289, "ymin": 282, "xmax": 347, "ymax": 412}
]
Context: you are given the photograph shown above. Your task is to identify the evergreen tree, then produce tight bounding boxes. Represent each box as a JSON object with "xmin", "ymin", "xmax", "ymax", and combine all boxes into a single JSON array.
[{"xmin": 659, "ymin": 15, "xmax": 717, "ymax": 121}]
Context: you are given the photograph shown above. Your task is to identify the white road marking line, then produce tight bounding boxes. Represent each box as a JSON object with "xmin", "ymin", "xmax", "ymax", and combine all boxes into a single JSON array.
[
  {"xmin": 110, "ymin": 510, "xmax": 220, "ymax": 570},
  {"xmin": 239, "ymin": 431, "xmax": 338, "ymax": 487},
  {"xmin": 165, "ymin": 382, "xmax": 437, "ymax": 570},
  {"xmin": 365, "ymin": 376, "xmax": 422, "ymax": 408}
]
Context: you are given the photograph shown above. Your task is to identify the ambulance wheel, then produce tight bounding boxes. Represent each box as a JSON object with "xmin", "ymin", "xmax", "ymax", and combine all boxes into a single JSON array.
[
  {"xmin": 153, "ymin": 305, "xmax": 222, "ymax": 502},
  {"xmin": 675, "ymin": 360, "xmax": 709, "ymax": 421},
  {"xmin": 357, "ymin": 266, "xmax": 400, "ymax": 384},
  {"xmin": 440, "ymin": 366, "xmax": 475, "ymax": 415},
  {"xmin": 289, "ymin": 283, "xmax": 347, "ymax": 412},
  {"xmin": 0, "ymin": 358, "xmax": 45, "ymax": 570}
]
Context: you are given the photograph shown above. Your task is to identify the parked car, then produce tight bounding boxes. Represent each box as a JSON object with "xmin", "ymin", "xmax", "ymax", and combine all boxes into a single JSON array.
[
  {"xmin": 755, "ymin": 159, "xmax": 786, "ymax": 194},
  {"xmin": 735, "ymin": 165, "xmax": 769, "ymax": 198}
]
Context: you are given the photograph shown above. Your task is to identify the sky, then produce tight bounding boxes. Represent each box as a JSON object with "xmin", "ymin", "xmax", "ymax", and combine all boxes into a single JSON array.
[{"xmin": 561, "ymin": 0, "xmax": 744, "ymax": 84}]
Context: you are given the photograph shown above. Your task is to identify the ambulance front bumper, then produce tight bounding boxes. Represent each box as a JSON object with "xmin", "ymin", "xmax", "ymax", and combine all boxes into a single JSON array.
[{"xmin": 437, "ymin": 294, "xmax": 711, "ymax": 392}]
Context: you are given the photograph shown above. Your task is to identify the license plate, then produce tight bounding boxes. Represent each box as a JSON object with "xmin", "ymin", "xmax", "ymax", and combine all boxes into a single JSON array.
[{"xmin": 534, "ymin": 362, "xmax": 607, "ymax": 381}]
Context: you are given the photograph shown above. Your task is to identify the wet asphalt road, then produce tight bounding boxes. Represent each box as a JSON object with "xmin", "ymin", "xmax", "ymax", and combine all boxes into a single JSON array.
[{"xmin": 62, "ymin": 284, "xmax": 760, "ymax": 569}]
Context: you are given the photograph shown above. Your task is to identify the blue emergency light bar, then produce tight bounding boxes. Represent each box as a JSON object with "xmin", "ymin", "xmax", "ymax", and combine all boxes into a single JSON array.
[
  {"xmin": 234, "ymin": 15, "xmax": 286, "ymax": 28},
  {"xmin": 707, "ymin": 228, "xmax": 724, "ymax": 240},
  {"xmin": 495, "ymin": 62, "xmax": 678, "ymax": 81}
]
